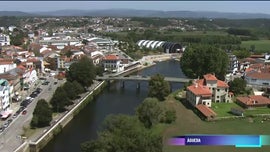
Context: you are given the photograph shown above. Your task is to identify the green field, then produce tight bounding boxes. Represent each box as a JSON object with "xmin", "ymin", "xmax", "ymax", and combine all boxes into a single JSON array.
[
  {"xmin": 212, "ymin": 102, "xmax": 242, "ymax": 117},
  {"xmin": 162, "ymin": 94, "xmax": 270, "ymax": 152},
  {"xmin": 241, "ymin": 40, "xmax": 270, "ymax": 52}
]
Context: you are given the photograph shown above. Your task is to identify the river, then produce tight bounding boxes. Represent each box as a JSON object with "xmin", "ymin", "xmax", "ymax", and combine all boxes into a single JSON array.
[{"xmin": 41, "ymin": 60, "xmax": 186, "ymax": 152}]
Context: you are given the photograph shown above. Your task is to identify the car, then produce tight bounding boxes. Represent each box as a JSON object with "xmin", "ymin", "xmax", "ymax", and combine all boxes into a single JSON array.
[
  {"xmin": 0, "ymin": 127, "xmax": 4, "ymax": 132},
  {"xmin": 3, "ymin": 122, "xmax": 9, "ymax": 128},
  {"xmin": 12, "ymin": 114, "xmax": 17, "ymax": 119},
  {"xmin": 36, "ymin": 88, "xmax": 42, "ymax": 92},
  {"xmin": 26, "ymin": 97, "xmax": 34, "ymax": 102},
  {"xmin": 22, "ymin": 110, "xmax": 27, "ymax": 115},
  {"xmin": 20, "ymin": 100, "xmax": 29, "ymax": 107},
  {"xmin": 30, "ymin": 93, "xmax": 38, "ymax": 98},
  {"xmin": 54, "ymin": 81, "xmax": 58, "ymax": 85},
  {"xmin": 7, "ymin": 119, "xmax": 12, "ymax": 124}
]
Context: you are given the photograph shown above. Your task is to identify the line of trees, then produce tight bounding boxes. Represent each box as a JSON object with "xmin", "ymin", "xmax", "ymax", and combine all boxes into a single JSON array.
[{"xmin": 31, "ymin": 56, "xmax": 97, "ymax": 128}]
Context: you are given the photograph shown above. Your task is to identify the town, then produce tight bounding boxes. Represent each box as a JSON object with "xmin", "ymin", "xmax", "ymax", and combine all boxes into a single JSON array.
[{"xmin": 1, "ymin": 2, "xmax": 270, "ymax": 152}]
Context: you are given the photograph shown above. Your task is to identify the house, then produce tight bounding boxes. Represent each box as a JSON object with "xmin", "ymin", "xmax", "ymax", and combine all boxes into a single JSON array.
[
  {"xmin": 0, "ymin": 79, "xmax": 11, "ymax": 111},
  {"xmin": 0, "ymin": 58, "xmax": 17, "ymax": 74},
  {"xmin": 186, "ymin": 83, "xmax": 212, "ymax": 107},
  {"xmin": 102, "ymin": 55, "xmax": 123, "ymax": 73},
  {"xmin": 197, "ymin": 74, "xmax": 232, "ymax": 103},
  {"xmin": 243, "ymin": 64, "xmax": 270, "ymax": 86},
  {"xmin": 227, "ymin": 54, "xmax": 239, "ymax": 74},
  {"xmin": 236, "ymin": 95, "xmax": 270, "ymax": 108},
  {"xmin": 0, "ymin": 34, "xmax": 10, "ymax": 46}
]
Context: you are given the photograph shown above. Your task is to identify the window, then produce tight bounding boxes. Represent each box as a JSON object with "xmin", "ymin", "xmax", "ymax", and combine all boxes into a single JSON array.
[
  {"xmin": 217, "ymin": 96, "xmax": 219, "ymax": 98},
  {"xmin": 217, "ymin": 89, "xmax": 220, "ymax": 92}
]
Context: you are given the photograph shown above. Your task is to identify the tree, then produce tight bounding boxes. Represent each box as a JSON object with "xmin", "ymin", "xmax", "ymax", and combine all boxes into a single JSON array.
[
  {"xmin": 72, "ymin": 80, "xmax": 85, "ymax": 94},
  {"xmin": 180, "ymin": 45, "xmax": 229, "ymax": 80},
  {"xmin": 31, "ymin": 99, "xmax": 52, "ymax": 128},
  {"xmin": 66, "ymin": 56, "xmax": 96, "ymax": 87},
  {"xmin": 148, "ymin": 74, "xmax": 170, "ymax": 101},
  {"xmin": 62, "ymin": 81, "xmax": 78, "ymax": 100},
  {"xmin": 136, "ymin": 98, "xmax": 163, "ymax": 128},
  {"xmin": 81, "ymin": 114, "xmax": 162, "ymax": 152},
  {"xmin": 95, "ymin": 65, "xmax": 104, "ymax": 76},
  {"xmin": 163, "ymin": 109, "xmax": 176, "ymax": 124},
  {"xmin": 228, "ymin": 78, "xmax": 247, "ymax": 95},
  {"xmin": 50, "ymin": 87, "xmax": 71, "ymax": 112},
  {"xmin": 232, "ymin": 50, "xmax": 251, "ymax": 59}
]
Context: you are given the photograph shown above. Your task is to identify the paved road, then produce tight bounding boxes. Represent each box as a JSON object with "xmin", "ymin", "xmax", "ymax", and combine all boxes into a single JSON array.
[{"xmin": 0, "ymin": 76, "xmax": 64, "ymax": 152}]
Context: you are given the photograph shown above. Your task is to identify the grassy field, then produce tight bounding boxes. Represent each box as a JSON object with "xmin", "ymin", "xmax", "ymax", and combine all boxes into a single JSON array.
[
  {"xmin": 241, "ymin": 40, "xmax": 270, "ymax": 52},
  {"xmin": 245, "ymin": 107, "xmax": 270, "ymax": 116},
  {"xmin": 212, "ymin": 102, "xmax": 242, "ymax": 117},
  {"xmin": 162, "ymin": 93, "xmax": 270, "ymax": 152},
  {"xmin": 162, "ymin": 31, "xmax": 228, "ymax": 36}
]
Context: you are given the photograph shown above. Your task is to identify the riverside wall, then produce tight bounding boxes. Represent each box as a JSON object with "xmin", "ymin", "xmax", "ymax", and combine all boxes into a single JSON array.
[{"xmin": 14, "ymin": 81, "xmax": 106, "ymax": 152}]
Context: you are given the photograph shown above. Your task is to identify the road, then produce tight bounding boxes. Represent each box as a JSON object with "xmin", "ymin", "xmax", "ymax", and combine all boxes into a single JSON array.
[{"xmin": 0, "ymin": 76, "xmax": 64, "ymax": 152}]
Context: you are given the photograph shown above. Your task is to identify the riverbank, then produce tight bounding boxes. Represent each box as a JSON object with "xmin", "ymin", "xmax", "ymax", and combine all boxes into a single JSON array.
[
  {"xmin": 14, "ymin": 81, "xmax": 106, "ymax": 152},
  {"xmin": 162, "ymin": 90, "xmax": 270, "ymax": 152},
  {"xmin": 41, "ymin": 60, "xmax": 186, "ymax": 152}
]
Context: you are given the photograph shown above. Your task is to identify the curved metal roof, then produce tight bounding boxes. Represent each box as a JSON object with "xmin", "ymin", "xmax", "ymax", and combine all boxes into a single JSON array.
[
  {"xmin": 146, "ymin": 40, "xmax": 155, "ymax": 48},
  {"xmin": 151, "ymin": 41, "xmax": 160, "ymax": 49},
  {"xmin": 142, "ymin": 40, "xmax": 150, "ymax": 47},
  {"xmin": 156, "ymin": 41, "xmax": 165, "ymax": 48},
  {"xmin": 137, "ymin": 40, "xmax": 145, "ymax": 46}
]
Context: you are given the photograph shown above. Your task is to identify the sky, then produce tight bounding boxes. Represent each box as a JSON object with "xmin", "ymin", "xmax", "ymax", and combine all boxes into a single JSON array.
[{"xmin": 1, "ymin": 1, "xmax": 270, "ymax": 14}]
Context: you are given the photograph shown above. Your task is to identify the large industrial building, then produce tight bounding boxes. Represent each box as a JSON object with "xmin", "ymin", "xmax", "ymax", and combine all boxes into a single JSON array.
[{"xmin": 136, "ymin": 40, "xmax": 182, "ymax": 53}]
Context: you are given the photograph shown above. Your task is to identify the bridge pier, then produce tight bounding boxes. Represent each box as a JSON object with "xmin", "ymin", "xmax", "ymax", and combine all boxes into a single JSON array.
[
  {"xmin": 169, "ymin": 82, "xmax": 172, "ymax": 92},
  {"xmin": 136, "ymin": 82, "xmax": 140, "ymax": 89},
  {"xmin": 121, "ymin": 81, "xmax": 125, "ymax": 88}
]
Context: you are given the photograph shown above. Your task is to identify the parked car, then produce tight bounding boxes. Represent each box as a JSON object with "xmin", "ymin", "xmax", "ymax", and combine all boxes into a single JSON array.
[
  {"xmin": 3, "ymin": 122, "xmax": 9, "ymax": 128},
  {"xmin": 0, "ymin": 126, "xmax": 4, "ymax": 132},
  {"xmin": 12, "ymin": 113, "xmax": 18, "ymax": 119},
  {"xmin": 7, "ymin": 119, "xmax": 12, "ymax": 124},
  {"xmin": 30, "ymin": 93, "xmax": 38, "ymax": 98},
  {"xmin": 22, "ymin": 110, "xmax": 27, "ymax": 115}
]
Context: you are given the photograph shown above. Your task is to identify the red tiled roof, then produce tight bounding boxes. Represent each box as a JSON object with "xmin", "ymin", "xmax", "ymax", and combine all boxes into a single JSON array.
[
  {"xmin": 250, "ymin": 55, "xmax": 264, "ymax": 58},
  {"xmin": 237, "ymin": 95, "xmax": 270, "ymax": 106},
  {"xmin": 249, "ymin": 63, "xmax": 264, "ymax": 69},
  {"xmin": 203, "ymin": 74, "xmax": 217, "ymax": 81},
  {"xmin": 195, "ymin": 79, "xmax": 205, "ymax": 86},
  {"xmin": 246, "ymin": 71, "xmax": 270, "ymax": 80},
  {"xmin": 217, "ymin": 80, "xmax": 229, "ymax": 88},
  {"xmin": 196, "ymin": 104, "xmax": 217, "ymax": 117},
  {"xmin": 187, "ymin": 84, "xmax": 212, "ymax": 96},
  {"xmin": 0, "ymin": 58, "xmax": 14, "ymax": 65},
  {"xmin": 103, "ymin": 55, "xmax": 119, "ymax": 60}
]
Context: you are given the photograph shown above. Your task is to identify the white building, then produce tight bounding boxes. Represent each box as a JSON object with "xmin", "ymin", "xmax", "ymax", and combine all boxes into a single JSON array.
[
  {"xmin": 8, "ymin": 26, "xmax": 16, "ymax": 32},
  {"xmin": 0, "ymin": 34, "xmax": 11, "ymax": 46},
  {"xmin": 228, "ymin": 54, "xmax": 239, "ymax": 74},
  {"xmin": 0, "ymin": 79, "xmax": 11, "ymax": 111},
  {"xmin": 0, "ymin": 59, "xmax": 16, "ymax": 74},
  {"xmin": 103, "ymin": 55, "xmax": 123, "ymax": 73}
]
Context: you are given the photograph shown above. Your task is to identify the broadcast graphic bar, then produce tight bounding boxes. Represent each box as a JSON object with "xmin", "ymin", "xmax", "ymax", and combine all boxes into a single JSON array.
[{"xmin": 168, "ymin": 135, "xmax": 270, "ymax": 147}]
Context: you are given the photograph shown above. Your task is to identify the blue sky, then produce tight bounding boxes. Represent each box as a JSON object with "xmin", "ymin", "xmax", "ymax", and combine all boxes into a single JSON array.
[{"xmin": 1, "ymin": 1, "xmax": 270, "ymax": 14}]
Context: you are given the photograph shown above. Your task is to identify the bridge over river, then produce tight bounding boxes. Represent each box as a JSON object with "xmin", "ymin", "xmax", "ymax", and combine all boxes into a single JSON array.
[{"xmin": 96, "ymin": 75, "xmax": 192, "ymax": 83}]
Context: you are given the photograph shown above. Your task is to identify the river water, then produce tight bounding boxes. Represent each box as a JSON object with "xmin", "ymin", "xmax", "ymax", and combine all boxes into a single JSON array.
[{"xmin": 41, "ymin": 60, "xmax": 186, "ymax": 152}]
